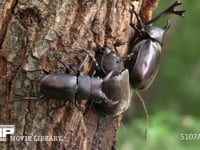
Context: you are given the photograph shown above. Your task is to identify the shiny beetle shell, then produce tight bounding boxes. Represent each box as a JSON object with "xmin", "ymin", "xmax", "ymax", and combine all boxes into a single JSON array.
[
  {"xmin": 98, "ymin": 46, "xmax": 124, "ymax": 76},
  {"xmin": 128, "ymin": 1, "xmax": 185, "ymax": 90},
  {"xmin": 98, "ymin": 69, "xmax": 131, "ymax": 116},
  {"xmin": 40, "ymin": 73, "xmax": 77, "ymax": 100},
  {"xmin": 40, "ymin": 73, "xmax": 112, "ymax": 103},
  {"xmin": 130, "ymin": 40, "xmax": 161, "ymax": 90}
]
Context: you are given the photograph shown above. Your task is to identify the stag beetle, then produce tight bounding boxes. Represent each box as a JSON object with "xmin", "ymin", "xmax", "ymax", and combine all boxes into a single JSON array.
[
  {"xmin": 20, "ymin": 45, "xmax": 121, "ymax": 110},
  {"xmin": 37, "ymin": 69, "xmax": 118, "ymax": 108},
  {"xmin": 40, "ymin": 47, "xmax": 132, "ymax": 116},
  {"xmin": 126, "ymin": 1, "xmax": 185, "ymax": 90}
]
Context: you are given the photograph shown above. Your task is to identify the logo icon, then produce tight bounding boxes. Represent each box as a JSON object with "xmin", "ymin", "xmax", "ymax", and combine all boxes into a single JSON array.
[{"xmin": 0, "ymin": 125, "xmax": 15, "ymax": 141}]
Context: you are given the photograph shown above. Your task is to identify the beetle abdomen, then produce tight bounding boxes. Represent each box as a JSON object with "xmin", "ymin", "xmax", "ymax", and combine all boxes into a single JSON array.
[
  {"xmin": 130, "ymin": 40, "xmax": 161, "ymax": 90},
  {"xmin": 100, "ymin": 69, "xmax": 131, "ymax": 116},
  {"xmin": 40, "ymin": 74, "xmax": 77, "ymax": 100}
]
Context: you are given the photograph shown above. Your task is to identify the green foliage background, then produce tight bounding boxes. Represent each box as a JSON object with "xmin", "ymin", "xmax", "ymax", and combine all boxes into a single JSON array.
[{"xmin": 118, "ymin": 1, "xmax": 200, "ymax": 149}]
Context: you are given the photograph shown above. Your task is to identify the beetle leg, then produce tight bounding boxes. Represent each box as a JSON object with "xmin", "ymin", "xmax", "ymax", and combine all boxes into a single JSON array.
[
  {"xmin": 163, "ymin": 20, "xmax": 170, "ymax": 32},
  {"xmin": 83, "ymin": 99, "xmax": 94, "ymax": 116},
  {"xmin": 11, "ymin": 92, "xmax": 46, "ymax": 103},
  {"xmin": 77, "ymin": 53, "xmax": 90, "ymax": 76},
  {"xmin": 101, "ymin": 94, "xmax": 119, "ymax": 105},
  {"xmin": 51, "ymin": 49, "xmax": 77, "ymax": 74},
  {"xmin": 147, "ymin": 1, "xmax": 185, "ymax": 24},
  {"xmin": 120, "ymin": 51, "xmax": 137, "ymax": 62},
  {"xmin": 135, "ymin": 91, "xmax": 149, "ymax": 141},
  {"xmin": 130, "ymin": 4, "xmax": 145, "ymax": 31},
  {"xmin": 114, "ymin": 40, "xmax": 127, "ymax": 53},
  {"xmin": 75, "ymin": 52, "xmax": 100, "ymax": 110},
  {"xmin": 74, "ymin": 99, "xmax": 84, "ymax": 111},
  {"xmin": 82, "ymin": 50, "xmax": 101, "ymax": 74},
  {"xmin": 103, "ymin": 98, "xmax": 119, "ymax": 105},
  {"xmin": 103, "ymin": 71, "xmax": 113, "ymax": 82},
  {"xmin": 96, "ymin": 71, "xmax": 119, "ymax": 105},
  {"xmin": 52, "ymin": 54, "xmax": 76, "ymax": 74},
  {"xmin": 74, "ymin": 91, "xmax": 84, "ymax": 111},
  {"xmin": 46, "ymin": 39, "xmax": 76, "ymax": 74},
  {"xmin": 46, "ymin": 100, "xmax": 69, "ymax": 121},
  {"xmin": 24, "ymin": 95, "xmax": 46, "ymax": 100},
  {"xmin": 92, "ymin": 89, "xmax": 119, "ymax": 105},
  {"xmin": 25, "ymin": 69, "xmax": 50, "ymax": 75}
]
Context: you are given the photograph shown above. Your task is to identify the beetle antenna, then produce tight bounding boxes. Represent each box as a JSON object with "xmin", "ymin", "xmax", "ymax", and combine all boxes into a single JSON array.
[
  {"xmin": 81, "ymin": 50, "xmax": 101, "ymax": 74},
  {"xmin": 135, "ymin": 91, "xmax": 149, "ymax": 141},
  {"xmin": 24, "ymin": 69, "xmax": 50, "ymax": 75}
]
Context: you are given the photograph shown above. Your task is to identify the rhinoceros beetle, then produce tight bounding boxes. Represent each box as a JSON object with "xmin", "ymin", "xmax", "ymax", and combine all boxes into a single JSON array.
[
  {"xmin": 96, "ymin": 45, "xmax": 124, "ymax": 76},
  {"xmin": 97, "ymin": 69, "xmax": 131, "ymax": 116},
  {"xmin": 126, "ymin": 1, "xmax": 185, "ymax": 90},
  {"xmin": 83, "ymin": 44, "xmax": 125, "ymax": 78}
]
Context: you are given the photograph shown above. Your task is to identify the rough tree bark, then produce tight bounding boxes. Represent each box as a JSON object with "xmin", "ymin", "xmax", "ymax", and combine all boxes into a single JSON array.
[{"xmin": 0, "ymin": 0, "xmax": 158, "ymax": 149}]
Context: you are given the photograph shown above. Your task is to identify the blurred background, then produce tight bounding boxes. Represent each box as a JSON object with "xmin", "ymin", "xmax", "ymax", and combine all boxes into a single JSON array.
[{"xmin": 118, "ymin": 0, "xmax": 200, "ymax": 149}]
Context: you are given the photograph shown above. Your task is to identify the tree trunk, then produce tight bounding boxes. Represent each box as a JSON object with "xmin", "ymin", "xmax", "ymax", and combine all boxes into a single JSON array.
[{"xmin": 0, "ymin": 0, "xmax": 158, "ymax": 149}]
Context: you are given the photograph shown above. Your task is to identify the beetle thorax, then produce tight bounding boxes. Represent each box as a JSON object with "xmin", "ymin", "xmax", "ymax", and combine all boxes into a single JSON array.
[{"xmin": 145, "ymin": 25, "xmax": 167, "ymax": 45}]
